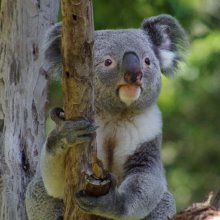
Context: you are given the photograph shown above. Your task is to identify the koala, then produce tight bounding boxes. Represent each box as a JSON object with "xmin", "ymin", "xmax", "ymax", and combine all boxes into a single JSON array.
[{"xmin": 25, "ymin": 14, "xmax": 188, "ymax": 220}]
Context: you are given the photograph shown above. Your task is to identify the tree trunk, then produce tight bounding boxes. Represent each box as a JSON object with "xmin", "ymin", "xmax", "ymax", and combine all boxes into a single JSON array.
[
  {"xmin": 61, "ymin": 0, "xmax": 95, "ymax": 219},
  {"xmin": 0, "ymin": 0, "xmax": 59, "ymax": 219},
  {"xmin": 61, "ymin": 1, "xmax": 110, "ymax": 219}
]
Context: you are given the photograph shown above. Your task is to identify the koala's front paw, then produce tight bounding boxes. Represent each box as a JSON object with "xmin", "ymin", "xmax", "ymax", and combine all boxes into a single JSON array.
[
  {"xmin": 47, "ymin": 107, "xmax": 97, "ymax": 153},
  {"xmin": 75, "ymin": 175, "xmax": 120, "ymax": 217}
]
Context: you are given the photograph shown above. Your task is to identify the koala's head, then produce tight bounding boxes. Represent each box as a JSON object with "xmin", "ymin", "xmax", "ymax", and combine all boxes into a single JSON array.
[
  {"xmin": 94, "ymin": 15, "xmax": 188, "ymax": 115},
  {"xmin": 43, "ymin": 15, "xmax": 188, "ymax": 116}
]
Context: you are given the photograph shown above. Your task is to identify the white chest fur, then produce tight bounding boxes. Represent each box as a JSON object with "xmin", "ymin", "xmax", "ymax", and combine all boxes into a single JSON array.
[{"xmin": 96, "ymin": 105, "xmax": 162, "ymax": 181}]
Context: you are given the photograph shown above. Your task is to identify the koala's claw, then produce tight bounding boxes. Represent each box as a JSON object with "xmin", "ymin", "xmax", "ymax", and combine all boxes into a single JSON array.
[
  {"xmin": 54, "ymin": 117, "xmax": 97, "ymax": 146},
  {"xmin": 73, "ymin": 128, "xmax": 96, "ymax": 145}
]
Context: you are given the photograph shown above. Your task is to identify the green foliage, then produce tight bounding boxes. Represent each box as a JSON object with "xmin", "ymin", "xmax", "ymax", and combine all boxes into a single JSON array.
[
  {"xmin": 161, "ymin": 29, "xmax": 220, "ymax": 208},
  {"xmin": 49, "ymin": 0, "xmax": 220, "ymax": 210}
]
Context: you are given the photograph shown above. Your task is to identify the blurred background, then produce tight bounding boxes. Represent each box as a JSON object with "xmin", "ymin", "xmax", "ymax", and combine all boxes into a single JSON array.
[{"xmin": 49, "ymin": 0, "xmax": 220, "ymax": 210}]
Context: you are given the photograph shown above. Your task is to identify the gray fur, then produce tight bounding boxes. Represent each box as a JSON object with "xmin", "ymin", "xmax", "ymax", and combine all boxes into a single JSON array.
[
  {"xmin": 26, "ymin": 14, "xmax": 188, "ymax": 220},
  {"xmin": 25, "ymin": 175, "xmax": 64, "ymax": 220},
  {"xmin": 75, "ymin": 135, "xmax": 174, "ymax": 219},
  {"xmin": 141, "ymin": 14, "xmax": 188, "ymax": 75},
  {"xmin": 41, "ymin": 22, "xmax": 62, "ymax": 73}
]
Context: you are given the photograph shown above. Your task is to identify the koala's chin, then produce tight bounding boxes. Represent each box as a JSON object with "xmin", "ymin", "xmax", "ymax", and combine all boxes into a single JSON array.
[{"xmin": 118, "ymin": 84, "xmax": 141, "ymax": 106}]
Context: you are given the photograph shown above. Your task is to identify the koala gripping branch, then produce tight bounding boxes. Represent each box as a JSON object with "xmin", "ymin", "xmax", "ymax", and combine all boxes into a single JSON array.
[{"xmin": 61, "ymin": 0, "xmax": 110, "ymax": 219}]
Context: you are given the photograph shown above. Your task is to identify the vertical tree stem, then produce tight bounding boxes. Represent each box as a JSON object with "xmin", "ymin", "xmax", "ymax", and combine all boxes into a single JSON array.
[{"xmin": 61, "ymin": 0, "xmax": 95, "ymax": 219}]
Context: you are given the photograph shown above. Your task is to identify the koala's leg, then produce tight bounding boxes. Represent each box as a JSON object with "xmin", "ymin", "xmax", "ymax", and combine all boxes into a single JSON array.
[
  {"xmin": 25, "ymin": 175, "xmax": 64, "ymax": 220},
  {"xmin": 145, "ymin": 191, "xmax": 176, "ymax": 220}
]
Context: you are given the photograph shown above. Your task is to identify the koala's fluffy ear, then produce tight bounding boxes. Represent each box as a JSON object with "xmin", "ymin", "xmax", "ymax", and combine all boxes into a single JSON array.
[
  {"xmin": 41, "ymin": 22, "xmax": 62, "ymax": 73},
  {"xmin": 141, "ymin": 15, "xmax": 189, "ymax": 75}
]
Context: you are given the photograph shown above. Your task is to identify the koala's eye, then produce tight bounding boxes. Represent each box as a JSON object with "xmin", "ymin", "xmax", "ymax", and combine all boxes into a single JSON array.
[
  {"xmin": 104, "ymin": 59, "xmax": 113, "ymax": 67},
  {"xmin": 144, "ymin": 57, "xmax": 151, "ymax": 66}
]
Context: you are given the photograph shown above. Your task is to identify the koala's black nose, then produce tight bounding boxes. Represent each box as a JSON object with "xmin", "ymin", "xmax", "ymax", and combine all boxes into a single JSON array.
[{"xmin": 122, "ymin": 51, "xmax": 143, "ymax": 84}]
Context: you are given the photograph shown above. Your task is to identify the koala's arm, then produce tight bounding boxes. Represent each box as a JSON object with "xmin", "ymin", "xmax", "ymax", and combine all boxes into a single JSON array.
[
  {"xmin": 40, "ymin": 108, "xmax": 96, "ymax": 199},
  {"xmin": 75, "ymin": 135, "xmax": 173, "ymax": 220},
  {"xmin": 119, "ymin": 135, "xmax": 168, "ymax": 218},
  {"xmin": 40, "ymin": 132, "xmax": 66, "ymax": 199}
]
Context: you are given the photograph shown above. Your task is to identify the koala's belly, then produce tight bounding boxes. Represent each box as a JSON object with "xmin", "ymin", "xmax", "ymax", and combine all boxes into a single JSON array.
[
  {"xmin": 95, "ymin": 106, "xmax": 162, "ymax": 181},
  {"xmin": 96, "ymin": 123, "xmax": 144, "ymax": 182},
  {"xmin": 96, "ymin": 130, "xmax": 130, "ymax": 182}
]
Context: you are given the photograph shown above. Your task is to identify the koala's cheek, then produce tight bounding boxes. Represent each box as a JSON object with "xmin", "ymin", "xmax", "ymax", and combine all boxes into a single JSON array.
[{"xmin": 118, "ymin": 85, "xmax": 141, "ymax": 106}]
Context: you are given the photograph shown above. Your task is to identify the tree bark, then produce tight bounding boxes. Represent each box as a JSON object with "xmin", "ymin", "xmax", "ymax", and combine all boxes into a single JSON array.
[
  {"xmin": 0, "ymin": 0, "xmax": 59, "ymax": 219},
  {"xmin": 169, "ymin": 192, "xmax": 220, "ymax": 220},
  {"xmin": 61, "ymin": 0, "xmax": 95, "ymax": 219},
  {"xmin": 61, "ymin": 0, "xmax": 110, "ymax": 219}
]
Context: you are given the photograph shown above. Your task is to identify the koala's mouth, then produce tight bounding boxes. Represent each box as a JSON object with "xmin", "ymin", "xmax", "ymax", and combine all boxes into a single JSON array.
[{"xmin": 116, "ymin": 84, "xmax": 142, "ymax": 106}]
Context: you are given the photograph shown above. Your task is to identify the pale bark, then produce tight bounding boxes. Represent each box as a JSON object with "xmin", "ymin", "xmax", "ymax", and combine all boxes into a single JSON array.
[{"xmin": 0, "ymin": 0, "xmax": 59, "ymax": 219}]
